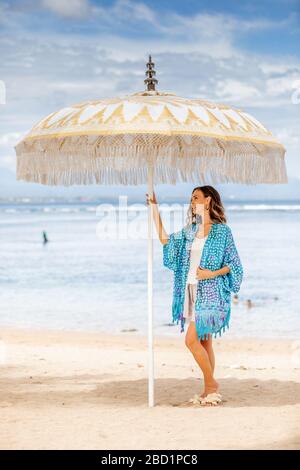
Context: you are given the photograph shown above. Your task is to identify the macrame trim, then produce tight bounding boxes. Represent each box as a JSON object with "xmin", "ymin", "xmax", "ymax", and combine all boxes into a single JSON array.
[{"xmin": 15, "ymin": 133, "xmax": 287, "ymax": 186}]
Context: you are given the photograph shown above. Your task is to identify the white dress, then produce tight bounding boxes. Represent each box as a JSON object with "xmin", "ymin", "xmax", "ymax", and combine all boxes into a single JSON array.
[
  {"xmin": 184, "ymin": 235, "xmax": 208, "ymax": 322},
  {"xmin": 186, "ymin": 235, "xmax": 208, "ymax": 284}
]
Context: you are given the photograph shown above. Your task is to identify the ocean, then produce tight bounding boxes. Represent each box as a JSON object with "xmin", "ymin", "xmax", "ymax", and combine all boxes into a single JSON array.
[{"xmin": 0, "ymin": 199, "xmax": 299, "ymax": 339}]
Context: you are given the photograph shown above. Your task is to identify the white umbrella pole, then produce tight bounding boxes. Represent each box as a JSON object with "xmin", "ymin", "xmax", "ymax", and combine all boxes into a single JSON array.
[{"xmin": 147, "ymin": 160, "xmax": 154, "ymax": 408}]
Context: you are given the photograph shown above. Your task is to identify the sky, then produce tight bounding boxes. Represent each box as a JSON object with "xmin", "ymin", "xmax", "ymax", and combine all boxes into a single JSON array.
[{"xmin": 0, "ymin": 0, "xmax": 299, "ymax": 198}]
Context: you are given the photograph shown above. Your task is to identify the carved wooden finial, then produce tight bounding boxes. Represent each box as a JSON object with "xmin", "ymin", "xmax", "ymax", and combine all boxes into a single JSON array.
[{"xmin": 144, "ymin": 55, "xmax": 158, "ymax": 91}]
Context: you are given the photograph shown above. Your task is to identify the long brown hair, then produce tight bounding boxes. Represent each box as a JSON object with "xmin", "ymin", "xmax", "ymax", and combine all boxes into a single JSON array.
[{"xmin": 186, "ymin": 185, "xmax": 227, "ymax": 225}]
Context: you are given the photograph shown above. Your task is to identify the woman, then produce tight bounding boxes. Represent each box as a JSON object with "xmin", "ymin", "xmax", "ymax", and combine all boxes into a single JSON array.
[{"xmin": 146, "ymin": 185, "xmax": 243, "ymax": 406}]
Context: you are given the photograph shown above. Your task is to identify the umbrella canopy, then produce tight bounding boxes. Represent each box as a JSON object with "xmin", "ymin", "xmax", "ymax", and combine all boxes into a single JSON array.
[{"xmin": 16, "ymin": 60, "xmax": 287, "ymax": 186}]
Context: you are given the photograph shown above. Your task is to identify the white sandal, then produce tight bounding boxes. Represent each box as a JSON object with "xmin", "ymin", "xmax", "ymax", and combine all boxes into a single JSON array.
[
  {"xmin": 188, "ymin": 393, "xmax": 203, "ymax": 405},
  {"xmin": 199, "ymin": 392, "xmax": 223, "ymax": 406}
]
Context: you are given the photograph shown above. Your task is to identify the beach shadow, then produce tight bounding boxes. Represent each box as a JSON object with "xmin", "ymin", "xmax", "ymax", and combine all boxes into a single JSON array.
[
  {"xmin": 169, "ymin": 376, "xmax": 300, "ymax": 408},
  {"xmin": 1, "ymin": 374, "xmax": 300, "ymax": 408},
  {"xmin": 93, "ymin": 376, "xmax": 300, "ymax": 408}
]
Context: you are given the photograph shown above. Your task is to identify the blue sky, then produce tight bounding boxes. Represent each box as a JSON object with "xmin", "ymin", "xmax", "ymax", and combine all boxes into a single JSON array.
[{"xmin": 0, "ymin": 0, "xmax": 299, "ymax": 196}]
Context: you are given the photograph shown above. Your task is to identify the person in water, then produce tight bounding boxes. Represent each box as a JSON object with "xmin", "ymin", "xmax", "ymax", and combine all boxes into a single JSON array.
[{"xmin": 42, "ymin": 231, "xmax": 49, "ymax": 244}]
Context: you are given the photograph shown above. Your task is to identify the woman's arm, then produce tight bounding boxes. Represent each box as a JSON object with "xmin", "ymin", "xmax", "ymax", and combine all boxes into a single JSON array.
[
  {"xmin": 146, "ymin": 191, "xmax": 183, "ymax": 272},
  {"xmin": 146, "ymin": 190, "xmax": 169, "ymax": 245},
  {"xmin": 213, "ymin": 266, "xmax": 231, "ymax": 277},
  {"xmin": 196, "ymin": 265, "xmax": 230, "ymax": 280}
]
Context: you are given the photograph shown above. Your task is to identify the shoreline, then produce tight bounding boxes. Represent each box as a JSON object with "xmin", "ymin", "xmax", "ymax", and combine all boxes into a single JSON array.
[
  {"xmin": 0, "ymin": 324, "xmax": 298, "ymax": 343},
  {"xmin": 0, "ymin": 327, "xmax": 299, "ymax": 450}
]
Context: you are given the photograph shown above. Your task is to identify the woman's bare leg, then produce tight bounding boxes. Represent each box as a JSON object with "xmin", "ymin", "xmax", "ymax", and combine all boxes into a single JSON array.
[
  {"xmin": 201, "ymin": 335, "xmax": 215, "ymax": 374},
  {"xmin": 185, "ymin": 321, "xmax": 219, "ymax": 397},
  {"xmin": 199, "ymin": 335, "xmax": 215, "ymax": 397}
]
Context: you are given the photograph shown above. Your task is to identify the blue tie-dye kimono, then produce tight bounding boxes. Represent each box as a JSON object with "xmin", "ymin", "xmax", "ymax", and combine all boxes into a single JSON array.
[{"xmin": 163, "ymin": 222, "xmax": 243, "ymax": 341}]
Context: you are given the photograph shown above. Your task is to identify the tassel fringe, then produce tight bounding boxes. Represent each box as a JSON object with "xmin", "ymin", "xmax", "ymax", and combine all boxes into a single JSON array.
[
  {"xmin": 176, "ymin": 306, "xmax": 231, "ymax": 341},
  {"xmin": 15, "ymin": 133, "xmax": 288, "ymax": 185}
]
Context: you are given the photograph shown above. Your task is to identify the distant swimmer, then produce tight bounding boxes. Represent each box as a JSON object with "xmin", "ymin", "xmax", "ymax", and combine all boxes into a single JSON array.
[
  {"xmin": 42, "ymin": 231, "xmax": 49, "ymax": 244},
  {"xmin": 246, "ymin": 299, "xmax": 253, "ymax": 308}
]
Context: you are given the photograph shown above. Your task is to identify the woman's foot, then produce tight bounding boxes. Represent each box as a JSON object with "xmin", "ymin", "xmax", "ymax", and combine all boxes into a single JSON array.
[
  {"xmin": 199, "ymin": 380, "xmax": 222, "ymax": 406},
  {"xmin": 204, "ymin": 379, "xmax": 219, "ymax": 397},
  {"xmin": 199, "ymin": 380, "xmax": 219, "ymax": 399}
]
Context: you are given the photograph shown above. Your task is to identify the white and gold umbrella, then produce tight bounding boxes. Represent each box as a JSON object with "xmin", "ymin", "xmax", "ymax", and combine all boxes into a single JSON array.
[
  {"xmin": 16, "ymin": 74, "xmax": 286, "ymax": 186},
  {"xmin": 15, "ymin": 56, "xmax": 287, "ymax": 407}
]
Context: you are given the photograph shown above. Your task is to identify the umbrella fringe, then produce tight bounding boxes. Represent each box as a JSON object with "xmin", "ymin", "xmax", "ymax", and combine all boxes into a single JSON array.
[{"xmin": 15, "ymin": 134, "xmax": 287, "ymax": 186}]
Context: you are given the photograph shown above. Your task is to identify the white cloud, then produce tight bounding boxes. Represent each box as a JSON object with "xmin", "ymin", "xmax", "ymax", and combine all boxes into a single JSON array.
[
  {"xmin": 41, "ymin": 0, "xmax": 91, "ymax": 18},
  {"xmin": 0, "ymin": 132, "xmax": 23, "ymax": 147},
  {"xmin": 275, "ymin": 125, "xmax": 300, "ymax": 176},
  {"xmin": 266, "ymin": 73, "xmax": 300, "ymax": 96},
  {"xmin": 236, "ymin": 14, "xmax": 296, "ymax": 32},
  {"xmin": 277, "ymin": 128, "xmax": 300, "ymax": 146},
  {"xmin": 0, "ymin": 79, "xmax": 6, "ymax": 104},
  {"xmin": 215, "ymin": 79, "xmax": 261, "ymax": 103},
  {"xmin": 0, "ymin": 155, "xmax": 15, "ymax": 172},
  {"xmin": 111, "ymin": 0, "xmax": 157, "ymax": 25},
  {"xmin": 153, "ymin": 10, "xmax": 297, "ymax": 39},
  {"xmin": 39, "ymin": 0, "xmax": 157, "ymax": 25},
  {"xmin": 0, "ymin": 133, "xmax": 23, "ymax": 173},
  {"xmin": 259, "ymin": 58, "xmax": 300, "ymax": 80}
]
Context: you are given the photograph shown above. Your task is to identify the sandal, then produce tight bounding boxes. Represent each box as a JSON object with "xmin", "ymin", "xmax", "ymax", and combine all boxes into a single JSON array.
[
  {"xmin": 188, "ymin": 393, "xmax": 203, "ymax": 405},
  {"xmin": 199, "ymin": 392, "xmax": 223, "ymax": 406}
]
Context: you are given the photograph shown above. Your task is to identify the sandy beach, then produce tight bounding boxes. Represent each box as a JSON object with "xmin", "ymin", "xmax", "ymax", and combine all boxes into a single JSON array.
[{"xmin": 0, "ymin": 327, "xmax": 299, "ymax": 450}]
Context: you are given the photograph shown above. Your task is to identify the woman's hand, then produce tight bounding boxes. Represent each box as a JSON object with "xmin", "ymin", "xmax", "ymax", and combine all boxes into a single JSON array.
[
  {"xmin": 145, "ymin": 190, "xmax": 169, "ymax": 245},
  {"xmin": 146, "ymin": 190, "xmax": 157, "ymax": 206},
  {"xmin": 196, "ymin": 266, "xmax": 216, "ymax": 280}
]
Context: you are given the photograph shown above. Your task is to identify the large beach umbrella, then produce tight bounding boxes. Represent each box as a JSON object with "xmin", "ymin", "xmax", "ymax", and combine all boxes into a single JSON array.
[{"xmin": 15, "ymin": 56, "xmax": 287, "ymax": 407}]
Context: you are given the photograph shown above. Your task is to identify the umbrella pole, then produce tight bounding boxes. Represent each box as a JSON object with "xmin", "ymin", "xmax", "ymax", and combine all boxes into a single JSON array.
[{"xmin": 147, "ymin": 160, "xmax": 154, "ymax": 408}]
